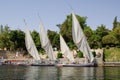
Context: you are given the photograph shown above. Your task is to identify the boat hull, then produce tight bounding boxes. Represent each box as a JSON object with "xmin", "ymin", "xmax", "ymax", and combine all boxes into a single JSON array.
[
  {"xmin": 55, "ymin": 63, "xmax": 95, "ymax": 67},
  {"xmin": 31, "ymin": 64, "xmax": 54, "ymax": 66}
]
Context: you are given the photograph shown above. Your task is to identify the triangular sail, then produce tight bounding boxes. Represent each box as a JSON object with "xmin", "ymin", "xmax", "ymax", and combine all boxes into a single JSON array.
[
  {"xmin": 39, "ymin": 20, "xmax": 56, "ymax": 60},
  {"xmin": 72, "ymin": 13, "xmax": 94, "ymax": 63},
  {"xmin": 60, "ymin": 34, "xmax": 74, "ymax": 63},
  {"xmin": 25, "ymin": 27, "xmax": 41, "ymax": 60}
]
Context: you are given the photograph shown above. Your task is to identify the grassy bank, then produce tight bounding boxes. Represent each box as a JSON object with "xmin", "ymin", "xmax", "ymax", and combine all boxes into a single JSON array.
[{"xmin": 104, "ymin": 47, "xmax": 120, "ymax": 62}]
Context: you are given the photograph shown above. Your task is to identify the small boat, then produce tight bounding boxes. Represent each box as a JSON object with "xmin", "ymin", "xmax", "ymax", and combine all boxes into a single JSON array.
[
  {"xmin": 31, "ymin": 63, "xmax": 54, "ymax": 66},
  {"xmin": 56, "ymin": 63, "xmax": 95, "ymax": 67},
  {"xmin": 55, "ymin": 59, "xmax": 96, "ymax": 67}
]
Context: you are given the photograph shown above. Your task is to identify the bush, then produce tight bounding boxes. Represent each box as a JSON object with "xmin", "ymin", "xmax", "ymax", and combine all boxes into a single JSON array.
[
  {"xmin": 106, "ymin": 45, "xmax": 110, "ymax": 49},
  {"xmin": 57, "ymin": 51, "xmax": 63, "ymax": 58},
  {"xmin": 39, "ymin": 49, "xmax": 45, "ymax": 55},
  {"xmin": 92, "ymin": 51, "xmax": 96, "ymax": 57},
  {"xmin": 77, "ymin": 51, "xmax": 83, "ymax": 58},
  {"xmin": 116, "ymin": 45, "xmax": 120, "ymax": 48}
]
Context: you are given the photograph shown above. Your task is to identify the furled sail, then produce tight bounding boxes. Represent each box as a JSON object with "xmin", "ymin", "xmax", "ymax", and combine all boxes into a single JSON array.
[
  {"xmin": 25, "ymin": 27, "xmax": 41, "ymax": 60},
  {"xmin": 60, "ymin": 34, "xmax": 74, "ymax": 63},
  {"xmin": 39, "ymin": 20, "xmax": 56, "ymax": 60},
  {"xmin": 72, "ymin": 13, "xmax": 94, "ymax": 63}
]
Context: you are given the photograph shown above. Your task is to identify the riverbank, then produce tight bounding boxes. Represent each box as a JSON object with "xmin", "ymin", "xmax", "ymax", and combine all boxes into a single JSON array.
[
  {"xmin": 1, "ymin": 48, "xmax": 120, "ymax": 67},
  {"xmin": 104, "ymin": 62, "xmax": 120, "ymax": 67}
]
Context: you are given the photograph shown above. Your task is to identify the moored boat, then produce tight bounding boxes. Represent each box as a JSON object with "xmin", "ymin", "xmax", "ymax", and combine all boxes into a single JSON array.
[
  {"xmin": 61, "ymin": 63, "xmax": 95, "ymax": 67},
  {"xmin": 31, "ymin": 63, "xmax": 54, "ymax": 66}
]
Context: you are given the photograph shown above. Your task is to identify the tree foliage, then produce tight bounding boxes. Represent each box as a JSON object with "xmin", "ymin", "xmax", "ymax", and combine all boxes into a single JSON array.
[
  {"xmin": 96, "ymin": 24, "xmax": 109, "ymax": 38},
  {"xmin": 113, "ymin": 27, "xmax": 120, "ymax": 44},
  {"xmin": 0, "ymin": 25, "xmax": 25, "ymax": 50},
  {"xmin": 0, "ymin": 13, "xmax": 120, "ymax": 52},
  {"xmin": 31, "ymin": 30, "xmax": 41, "ymax": 51},
  {"xmin": 102, "ymin": 34, "xmax": 118, "ymax": 46},
  {"xmin": 113, "ymin": 16, "xmax": 118, "ymax": 30},
  {"xmin": 9, "ymin": 30, "xmax": 25, "ymax": 50},
  {"xmin": 0, "ymin": 25, "xmax": 11, "ymax": 50},
  {"xmin": 47, "ymin": 30, "xmax": 60, "ymax": 49},
  {"xmin": 59, "ymin": 14, "xmax": 87, "ymax": 50},
  {"xmin": 84, "ymin": 26, "xmax": 93, "ymax": 38}
]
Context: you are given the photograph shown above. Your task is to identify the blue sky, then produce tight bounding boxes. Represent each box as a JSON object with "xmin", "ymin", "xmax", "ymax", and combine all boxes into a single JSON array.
[{"xmin": 0, "ymin": 0, "xmax": 120, "ymax": 31}]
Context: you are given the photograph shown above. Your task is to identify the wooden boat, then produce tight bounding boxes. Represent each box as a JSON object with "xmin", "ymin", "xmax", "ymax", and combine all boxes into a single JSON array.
[
  {"xmin": 55, "ymin": 63, "xmax": 95, "ymax": 67},
  {"xmin": 31, "ymin": 63, "xmax": 54, "ymax": 66}
]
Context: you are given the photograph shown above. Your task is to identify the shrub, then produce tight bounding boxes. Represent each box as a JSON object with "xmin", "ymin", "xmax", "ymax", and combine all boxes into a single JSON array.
[
  {"xmin": 106, "ymin": 45, "xmax": 110, "ymax": 49},
  {"xmin": 57, "ymin": 51, "xmax": 63, "ymax": 58},
  {"xmin": 92, "ymin": 51, "xmax": 96, "ymax": 57},
  {"xmin": 77, "ymin": 51, "xmax": 83, "ymax": 58}
]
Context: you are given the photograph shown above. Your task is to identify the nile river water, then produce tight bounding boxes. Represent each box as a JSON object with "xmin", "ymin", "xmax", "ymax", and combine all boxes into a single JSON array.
[{"xmin": 0, "ymin": 65, "xmax": 120, "ymax": 80}]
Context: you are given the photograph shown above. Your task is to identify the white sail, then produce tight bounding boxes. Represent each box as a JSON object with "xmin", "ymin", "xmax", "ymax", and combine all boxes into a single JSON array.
[
  {"xmin": 60, "ymin": 34, "xmax": 74, "ymax": 63},
  {"xmin": 72, "ymin": 13, "xmax": 94, "ymax": 63},
  {"xmin": 25, "ymin": 27, "xmax": 41, "ymax": 60},
  {"xmin": 39, "ymin": 20, "xmax": 56, "ymax": 60}
]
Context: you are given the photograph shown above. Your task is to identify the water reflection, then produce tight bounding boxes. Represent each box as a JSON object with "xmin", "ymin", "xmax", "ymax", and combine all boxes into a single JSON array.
[
  {"xmin": 103, "ymin": 67, "xmax": 120, "ymax": 79},
  {"xmin": 57, "ymin": 67, "xmax": 95, "ymax": 80},
  {"xmin": 0, "ymin": 65, "xmax": 27, "ymax": 79},
  {"xmin": 25, "ymin": 66, "xmax": 39, "ymax": 80},
  {"xmin": 25, "ymin": 66, "xmax": 58, "ymax": 80},
  {"xmin": 0, "ymin": 66, "xmax": 120, "ymax": 80}
]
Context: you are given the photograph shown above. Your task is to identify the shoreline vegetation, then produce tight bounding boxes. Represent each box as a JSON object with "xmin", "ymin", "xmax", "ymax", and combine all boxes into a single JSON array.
[
  {"xmin": 0, "ymin": 47, "xmax": 120, "ymax": 67},
  {"xmin": 104, "ymin": 47, "xmax": 120, "ymax": 62},
  {"xmin": 0, "ymin": 47, "xmax": 120, "ymax": 62}
]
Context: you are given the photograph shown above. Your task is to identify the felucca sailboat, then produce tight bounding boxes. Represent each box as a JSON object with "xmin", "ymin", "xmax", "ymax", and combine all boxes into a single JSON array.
[
  {"xmin": 71, "ymin": 13, "xmax": 95, "ymax": 66},
  {"xmin": 56, "ymin": 13, "xmax": 95, "ymax": 67},
  {"xmin": 60, "ymin": 34, "xmax": 74, "ymax": 63},
  {"xmin": 31, "ymin": 20, "xmax": 56, "ymax": 66},
  {"xmin": 39, "ymin": 20, "xmax": 56, "ymax": 61},
  {"xmin": 25, "ymin": 26, "xmax": 41, "ymax": 61}
]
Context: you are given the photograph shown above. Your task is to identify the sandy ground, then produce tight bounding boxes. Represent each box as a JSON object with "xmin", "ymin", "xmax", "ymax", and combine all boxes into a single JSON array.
[{"xmin": 0, "ymin": 51, "xmax": 59, "ymax": 60}]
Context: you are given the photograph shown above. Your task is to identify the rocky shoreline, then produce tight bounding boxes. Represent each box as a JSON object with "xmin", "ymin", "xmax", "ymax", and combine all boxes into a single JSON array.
[{"xmin": 0, "ymin": 50, "xmax": 120, "ymax": 67}]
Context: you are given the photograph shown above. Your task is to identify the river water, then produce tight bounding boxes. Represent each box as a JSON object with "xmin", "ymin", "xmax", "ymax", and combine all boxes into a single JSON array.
[{"xmin": 0, "ymin": 65, "xmax": 120, "ymax": 80}]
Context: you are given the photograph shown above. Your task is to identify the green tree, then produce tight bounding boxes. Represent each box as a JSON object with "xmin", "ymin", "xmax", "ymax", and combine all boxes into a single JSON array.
[
  {"xmin": 47, "ymin": 30, "xmax": 60, "ymax": 50},
  {"xmin": 0, "ymin": 25, "xmax": 26, "ymax": 51},
  {"xmin": 31, "ymin": 30, "xmax": 41, "ymax": 51},
  {"xmin": 47, "ymin": 30, "xmax": 56, "ymax": 45},
  {"xmin": 59, "ymin": 13, "xmax": 87, "ymax": 49},
  {"xmin": 84, "ymin": 26, "xmax": 93, "ymax": 39},
  {"xmin": 113, "ymin": 16, "xmax": 118, "ymax": 30},
  {"xmin": 113, "ymin": 27, "xmax": 120, "ymax": 44},
  {"xmin": 60, "ymin": 13, "xmax": 87, "ymax": 40},
  {"xmin": 102, "ymin": 34, "xmax": 118, "ymax": 47},
  {"xmin": 96, "ymin": 24, "xmax": 109, "ymax": 38},
  {"xmin": 95, "ymin": 24, "xmax": 110, "ymax": 47},
  {"xmin": 9, "ymin": 30, "xmax": 25, "ymax": 50},
  {"xmin": 89, "ymin": 33, "xmax": 101, "ymax": 49},
  {"xmin": 0, "ymin": 25, "xmax": 3, "ymax": 34},
  {"xmin": 0, "ymin": 25, "xmax": 11, "ymax": 50}
]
